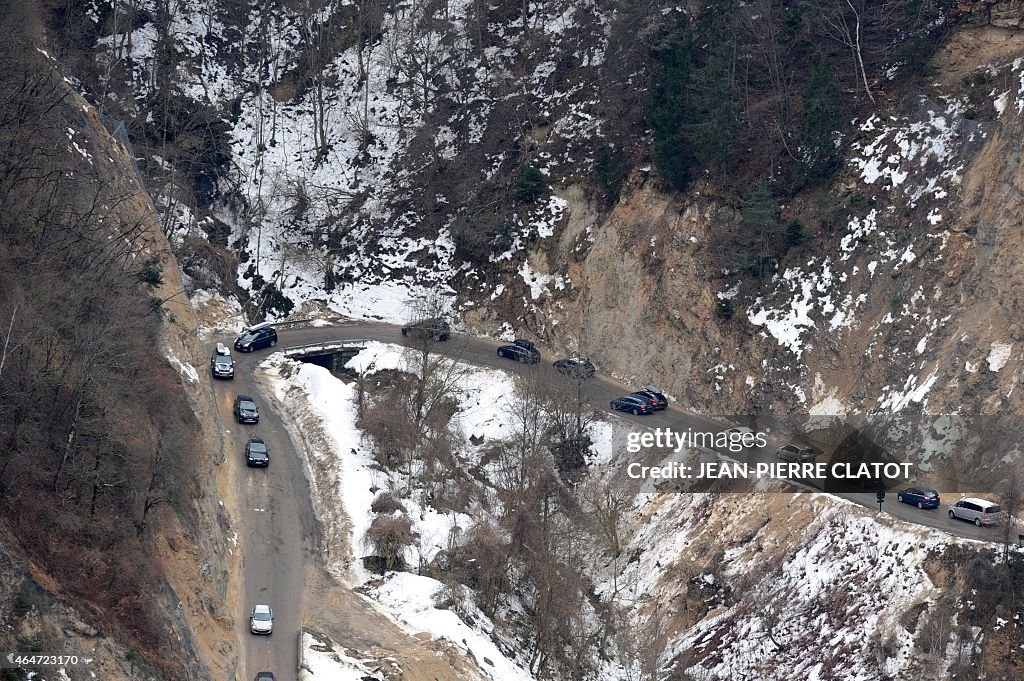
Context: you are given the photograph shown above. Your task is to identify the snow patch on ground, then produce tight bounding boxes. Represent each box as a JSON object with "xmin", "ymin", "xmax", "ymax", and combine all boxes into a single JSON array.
[
  {"xmin": 987, "ymin": 342, "xmax": 1012, "ymax": 372},
  {"xmin": 877, "ymin": 369, "xmax": 940, "ymax": 412},
  {"xmin": 262, "ymin": 341, "xmax": 634, "ymax": 681},
  {"xmin": 166, "ymin": 352, "xmax": 199, "ymax": 383},
  {"xmin": 367, "ymin": 573, "xmax": 535, "ymax": 681},
  {"xmin": 608, "ymin": 492, "xmax": 953, "ymax": 681},
  {"xmin": 518, "ymin": 260, "xmax": 554, "ymax": 300}
]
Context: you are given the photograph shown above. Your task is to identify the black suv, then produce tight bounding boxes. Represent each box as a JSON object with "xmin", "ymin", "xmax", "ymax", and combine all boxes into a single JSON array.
[
  {"xmin": 497, "ymin": 339, "xmax": 541, "ymax": 364},
  {"xmin": 401, "ymin": 318, "xmax": 451, "ymax": 341},
  {"xmin": 210, "ymin": 343, "xmax": 235, "ymax": 379},
  {"xmin": 245, "ymin": 437, "xmax": 270, "ymax": 467},
  {"xmin": 235, "ymin": 323, "xmax": 278, "ymax": 352},
  {"xmin": 553, "ymin": 357, "xmax": 596, "ymax": 379},
  {"xmin": 631, "ymin": 385, "xmax": 667, "ymax": 410},
  {"xmin": 234, "ymin": 395, "xmax": 260, "ymax": 423}
]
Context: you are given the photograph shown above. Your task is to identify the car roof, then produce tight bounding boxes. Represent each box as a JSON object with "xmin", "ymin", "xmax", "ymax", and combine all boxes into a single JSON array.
[
  {"xmin": 253, "ymin": 604, "xmax": 272, "ymax": 613},
  {"xmin": 237, "ymin": 394, "xmax": 254, "ymax": 401},
  {"xmin": 215, "ymin": 343, "xmax": 231, "ymax": 355},
  {"xmin": 959, "ymin": 497, "xmax": 997, "ymax": 506}
]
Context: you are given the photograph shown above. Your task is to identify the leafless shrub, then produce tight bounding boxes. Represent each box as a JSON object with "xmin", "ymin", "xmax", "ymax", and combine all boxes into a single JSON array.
[
  {"xmin": 461, "ymin": 520, "xmax": 511, "ymax": 616},
  {"xmin": 370, "ymin": 491, "xmax": 406, "ymax": 514},
  {"xmin": 365, "ymin": 514, "xmax": 417, "ymax": 572}
]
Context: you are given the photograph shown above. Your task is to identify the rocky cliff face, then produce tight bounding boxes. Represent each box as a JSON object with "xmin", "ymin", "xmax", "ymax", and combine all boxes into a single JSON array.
[{"xmin": 964, "ymin": 0, "xmax": 1024, "ymax": 28}]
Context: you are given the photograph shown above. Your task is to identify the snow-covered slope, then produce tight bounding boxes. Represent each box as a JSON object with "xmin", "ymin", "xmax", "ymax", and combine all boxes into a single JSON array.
[{"xmin": 260, "ymin": 346, "xmax": 1018, "ymax": 681}]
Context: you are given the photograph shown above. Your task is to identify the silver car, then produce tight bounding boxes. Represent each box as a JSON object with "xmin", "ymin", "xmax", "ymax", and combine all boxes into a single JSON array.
[
  {"xmin": 776, "ymin": 444, "xmax": 816, "ymax": 463},
  {"xmin": 948, "ymin": 498, "xmax": 1002, "ymax": 527},
  {"xmin": 250, "ymin": 604, "xmax": 273, "ymax": 635}
]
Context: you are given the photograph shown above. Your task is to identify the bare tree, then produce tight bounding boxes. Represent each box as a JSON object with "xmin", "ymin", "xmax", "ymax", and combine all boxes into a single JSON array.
[
  {"xmin": 999, "ymin": 470, "xmax": 1023, "ymax": 562},
  {"xmin": 817, "ymin": 0, "xmax": 875, "ymax": 104},
  {"xmin": 577, "ymin": 473, "xmax": 630, "ymax": 557}
]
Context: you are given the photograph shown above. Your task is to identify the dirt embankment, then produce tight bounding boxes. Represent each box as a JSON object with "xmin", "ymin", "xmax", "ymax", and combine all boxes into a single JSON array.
[{"xmin": 89, "ymin": 97, "xmax": 243, "ymax": 679}]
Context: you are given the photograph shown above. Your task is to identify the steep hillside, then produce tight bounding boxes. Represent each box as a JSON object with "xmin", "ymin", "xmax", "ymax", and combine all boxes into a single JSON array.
[
  {"xmin": 257, "ymin": 343, "xmax": 1024, "ymax": 681},
  {"xmin": 55, "ymin": 0, "xmax": 1024, "ymax": 466},
  {"xmin": 527, "ymin": 26, "xmax": 1024, "ymax": 487},
  {"xmin": 0, "ymin": 4, "xmax": 235, "ymax": 678},
  {"xmin": 28, "ymin": 1, "xmax": 1024, "ymax": 679}
]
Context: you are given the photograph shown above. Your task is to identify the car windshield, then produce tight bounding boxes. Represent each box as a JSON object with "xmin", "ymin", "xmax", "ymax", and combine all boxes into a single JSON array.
[
  {"xmin": 249, "ymin": 442, "xmax": 267, "ymax": 453},
  {"xmin": 240, "ymin": 401, "xmax": 256, "ymax": 410},
  {"xmin": 239, "ymin": 332, "xmax": 257, "ymax": 342},
  {"xmin": 253, "ymin": 611, "xmax": 271, "ymax": 621}
]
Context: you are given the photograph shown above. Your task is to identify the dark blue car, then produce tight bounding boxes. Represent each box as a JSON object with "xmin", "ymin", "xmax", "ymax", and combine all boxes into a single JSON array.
[
  {"xmin": 497, "ymin": 339, "xmax": 541, "ymax": 364},
  {"xmin": 897, "ymin": 486, "xmax": 940, "ymax": 509},
  {"xmin": 610, "ymin": 395, "xmax": 654, "ymax": 415}
]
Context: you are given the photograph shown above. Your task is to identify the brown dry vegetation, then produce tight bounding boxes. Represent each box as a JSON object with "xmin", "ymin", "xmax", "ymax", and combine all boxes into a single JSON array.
[{"xmin": 0, "ymin": 1, "xmax": 203, "ymax": 672}]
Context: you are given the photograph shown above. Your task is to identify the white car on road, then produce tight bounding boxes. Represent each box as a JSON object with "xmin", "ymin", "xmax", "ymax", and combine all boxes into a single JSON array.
[{"xmin": 250, "ymin": 604, "xmax": 273, "ymax": 635}]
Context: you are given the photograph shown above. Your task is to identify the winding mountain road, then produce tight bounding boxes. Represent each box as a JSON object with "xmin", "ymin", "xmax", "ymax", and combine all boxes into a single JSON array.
[{"xmin": 209, "ymin": 320, "xmax": 1017, "ymax": 680}]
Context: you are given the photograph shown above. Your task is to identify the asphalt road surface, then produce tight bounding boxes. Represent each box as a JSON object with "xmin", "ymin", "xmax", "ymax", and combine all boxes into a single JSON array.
[
  {"xmin": 210, "ymin": 342, "xmax": 317, "ymax": 681},
  {"xmin": 212, "ymin": 320, "xmax": 1018, "ymax": 679}
]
